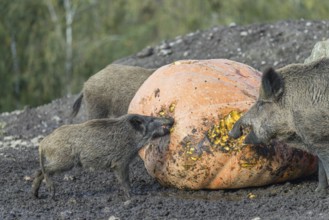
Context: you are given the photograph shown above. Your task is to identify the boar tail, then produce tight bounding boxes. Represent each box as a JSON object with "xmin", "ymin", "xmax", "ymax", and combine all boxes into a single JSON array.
[{"xmin": 71, "ymin": 93, "xmax": 83, "ymax": 118}]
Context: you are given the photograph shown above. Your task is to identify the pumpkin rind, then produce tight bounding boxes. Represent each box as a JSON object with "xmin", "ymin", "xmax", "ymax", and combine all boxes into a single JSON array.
[{"xmin": 128, "ymin": 59, "xmax": 317, "ymax": 189}]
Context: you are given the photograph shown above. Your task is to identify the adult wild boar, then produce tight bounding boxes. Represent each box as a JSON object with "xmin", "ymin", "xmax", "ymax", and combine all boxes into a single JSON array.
[
  {"xmin": 31, "ymin": 114, "xmax": 174, "ymax": 199},
  {"xmin": 229, "ymin": 58, "xmax": 329, "ymax": 193},
  {"xmin": 72, "ymin": 64, "xmax": 156, "ymax": 119}
]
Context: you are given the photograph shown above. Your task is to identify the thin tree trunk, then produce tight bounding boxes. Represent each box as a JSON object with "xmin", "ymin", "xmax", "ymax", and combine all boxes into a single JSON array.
[
  {"xmin": 64, "ymin": 0, "xmax": 76, "ymax": 95},
  {"xmin": 10, "ymin": 32, "xmax": 20, "ymax": 108},
  {"xmin": 45, "ymin": 0, "xmax": 63, "ymax": 37}
]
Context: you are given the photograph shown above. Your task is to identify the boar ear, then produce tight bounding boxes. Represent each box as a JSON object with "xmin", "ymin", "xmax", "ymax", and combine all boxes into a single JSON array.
[
  {"xmin": 129, "ymin": 115, "xmax": 145, "ymax": 131},
  {"xmin": 261, "ymin": 67, "xmax": 284, "ymax": 101}
]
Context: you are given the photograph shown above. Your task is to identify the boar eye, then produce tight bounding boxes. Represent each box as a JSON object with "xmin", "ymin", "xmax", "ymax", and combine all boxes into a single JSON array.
[
  {"xmin": 257, "ymin": 100, "xmax": 272, "ymax": 110},
  {"xmin": 257, "ymin": 101, "xmax": 266, "ymax": 109}
]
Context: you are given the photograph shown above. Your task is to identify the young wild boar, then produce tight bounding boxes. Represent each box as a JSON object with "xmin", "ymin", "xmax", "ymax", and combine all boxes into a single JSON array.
[
  {"xmin": 71, "ymin": 64, "xmax": 155, "ymax": 119},
  {"xmin": 31, "ymin": 114, "xmax": 174, "ymax": 199},
  {"xmin": 229, "ymin": 58, "xmax": 329, "ymax": 193}
]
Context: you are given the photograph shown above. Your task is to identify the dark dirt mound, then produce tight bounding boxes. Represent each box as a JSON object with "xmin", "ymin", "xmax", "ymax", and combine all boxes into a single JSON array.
[{"xmin": 1, "ymin": 20, "xmax": 329, "ymax": 220}]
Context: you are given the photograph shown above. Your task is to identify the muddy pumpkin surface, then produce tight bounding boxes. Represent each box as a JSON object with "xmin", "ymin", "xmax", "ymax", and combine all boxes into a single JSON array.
[{"xmin": 128, "ymin": 59, "xmax": 317, "ymax": 189}]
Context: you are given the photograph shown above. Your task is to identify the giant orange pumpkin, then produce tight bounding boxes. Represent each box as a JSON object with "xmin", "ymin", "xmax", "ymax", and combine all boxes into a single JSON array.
[{"xmin": 128, "ymin": 59, "xmax": 317, "ymax": 189}]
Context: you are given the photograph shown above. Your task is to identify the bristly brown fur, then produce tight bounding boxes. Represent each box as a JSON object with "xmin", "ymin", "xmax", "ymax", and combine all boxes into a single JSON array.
[
  {"xmin": 31, "ymin": 114, "xmax": 174, "ymax": 199},
  {"xmin": 71, "ymin": 64, "xmax": 155, "ymax": 119},
  {"xmin": 230, "ymin": 58, "xmax": 329, "ymax": 193}
]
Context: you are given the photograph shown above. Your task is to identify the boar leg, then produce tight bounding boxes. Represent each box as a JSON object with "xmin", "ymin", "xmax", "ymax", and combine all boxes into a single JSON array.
[
  {"xmin": 315, "ymin": 159, "xmax": 328, "ymax": 193},
  {"xmin": 31, "ymin": 167, "xmax": 57, "ymax": 199},
  {"xmin": 31, "ymin": 170, "xmax": 44, "ymax": 198},
  {"xmin": 315, "ymin": 147, "xmax": 329, "ymax": 194},
  {"xmin": 114, "ymin": 163, "xmax": 131, "ymax": 199},
  {"xmin": 43, "ymin": 162, "xmax": 74, "ymax": 199},
  {"xmin": 44, "ymin": 173, "xmax": 56, "ymax": 199}
]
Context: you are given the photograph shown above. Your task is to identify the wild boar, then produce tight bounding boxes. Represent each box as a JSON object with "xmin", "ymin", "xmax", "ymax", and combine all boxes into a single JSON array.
[
  {"xmin": 71, "ymin": 64, "xmax": 155, "ymax": 119},
  {"xmin": 229, "ymin": 58, "xmax": 329, "ymax": 193},
  {"xmin": 31, "ymin": 114, "xmax": 174, "ymax": 199}
]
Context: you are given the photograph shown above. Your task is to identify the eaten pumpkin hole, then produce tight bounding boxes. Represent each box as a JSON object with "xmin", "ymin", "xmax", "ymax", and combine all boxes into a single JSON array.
[
  {"xmin": 156, "ymin": 101, "xmax": 177, "ymax": 133},
  {"xmin": 178, "ymin": 110, "xmax": 254, "ymax": 162},
  {"xmin": 207, "ymin": 110, "xmax": 249, "ymax": 153}
]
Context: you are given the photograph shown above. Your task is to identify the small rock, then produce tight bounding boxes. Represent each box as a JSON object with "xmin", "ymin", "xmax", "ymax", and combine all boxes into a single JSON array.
[
  {"xmin": 42, "ymin": 121, "xmax": 48, "ymax": 128},
  {"xmin": 67, "ymin": 197, "xmax": 77, "ymax": 205},
  {"xmin": 59, "ymin": 210, "xmax": 73, "ymax": 219},
  {"xmin": 102, "ymin": 206, "xmax": 111, "ymax": 213},
  {"xmin": 304, "ymin": 39, "xmax": 329, "ymax": 63},
  {"xmin": 52, "ymin": 115, "xmax": 61, "ymax": 123},
  {"xmin": 123, "ymin": 199, "xmax": 132, "ymax": 206},
  {"xmin": 23, "ymin": 176, "xmax": 32, "ymax": 181},
  {"xmin": 240, "ymin": 31, "xmax": 248, "ymax": 36},
  {"xmin": 169, "ymin": 38, "xmax": 183, "ymax": 47},
  {"xmin": 64, "ymin": 174, "xmax": 75, "ymax": 181},
  {"xmin": 229, "ymin": 22, "xmax": 237, "ymax": 27},
  {"xmin": 4, "ymin": 136, "xmax": 15, "ymax": 141},
  {"xmin": 108, "ymin": 216, "xmax": 120, "ymax": 220},
  {"xmin": 158, "ymin": 49, "xmax": 172, "ymax": 56},
  {"xmin": 31, "ymin": 135, "xmax": 44, "ymax": 146},
  {"xmin": 159, "ymin": 41, "xmax": 171, "ymax": 50},
  {"xmin": 11, "ymin": 140, "xmax": 23, "ymax": 148},
  {"xmin": 186, "ymin": 32, "xmax": 196, "ymax": 38},
  {"xmin": 207, "ymin": 33, "xmax": 214, "ymax": 40},
  {"xmin": 137, "ymin": 46, "xmax": 154, "ymax": 58}
]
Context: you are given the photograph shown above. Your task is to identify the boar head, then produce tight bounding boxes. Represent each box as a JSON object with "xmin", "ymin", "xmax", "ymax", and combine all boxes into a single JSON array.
[
  {"xmin": 129, "ymin": 114, "xmax": 174, "ymax": 142},
  {"xmin": 229, "ymin": 68, "xmax": 295, "ymax": 145}
]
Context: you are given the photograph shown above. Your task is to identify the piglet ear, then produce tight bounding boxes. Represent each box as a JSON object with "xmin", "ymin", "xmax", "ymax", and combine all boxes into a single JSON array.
[
  {"xmin": 129, "ymin": 115, "xmax": 145, "ymax": 131},
  {"xmin": 261, "ymin": 67, "xmax": 284, "ymax": 101}
]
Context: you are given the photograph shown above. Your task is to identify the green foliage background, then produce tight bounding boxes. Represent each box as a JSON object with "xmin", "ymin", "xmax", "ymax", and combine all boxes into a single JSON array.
[{"xmin": 1, "ymin": 0, "xmax": 329, "ymax": 112}]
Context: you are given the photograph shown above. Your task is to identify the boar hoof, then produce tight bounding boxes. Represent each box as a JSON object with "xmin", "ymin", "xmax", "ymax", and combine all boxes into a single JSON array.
[
  {"xmin": 315, "ymin": 186, "xmax": 328, "ymax": 195},
  {"xmin": 31, "ymin": 192, "xmax": 39, "ymax": 199},
  {"xmin": 315, "ymin": 159, "xmax": 329, "ymax": 195}
]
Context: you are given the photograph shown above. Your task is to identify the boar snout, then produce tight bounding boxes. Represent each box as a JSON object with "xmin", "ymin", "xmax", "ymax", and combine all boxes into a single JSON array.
[
  {"xmin": 152, "ymin": 117, "xmax": 175, "ymax": 138},
  {"xmin": 162, "ymin": 117, "xmax": 174, "ymax": 134},
  {"xmin": 229, "ymin": 119, "xmax": 243, "ymax": 139},
  {"xmin": 229, "ymin": 117, "xmax": 263, "ymax": 145}
]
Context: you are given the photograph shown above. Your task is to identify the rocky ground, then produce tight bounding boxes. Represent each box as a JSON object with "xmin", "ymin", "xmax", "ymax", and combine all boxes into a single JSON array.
[{"xmin": 1, "ymin": 20, "xmax": 329, "ymax": 220}]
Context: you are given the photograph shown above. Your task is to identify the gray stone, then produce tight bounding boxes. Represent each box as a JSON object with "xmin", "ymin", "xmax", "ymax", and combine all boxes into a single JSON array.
[{"xmin": 304, "ymin": 39, "xmax": 329, "ymax": 63}]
